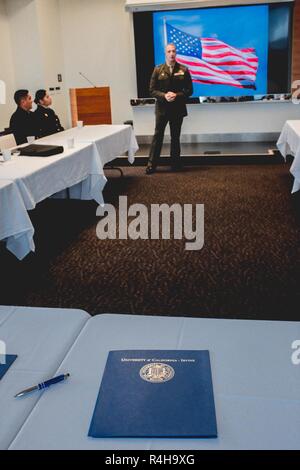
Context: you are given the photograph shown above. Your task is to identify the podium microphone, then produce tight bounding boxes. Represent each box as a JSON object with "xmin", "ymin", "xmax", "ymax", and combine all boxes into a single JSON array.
[{"xmin": 79, "ymin": 72, "xmax": 97, "ymax": 88}]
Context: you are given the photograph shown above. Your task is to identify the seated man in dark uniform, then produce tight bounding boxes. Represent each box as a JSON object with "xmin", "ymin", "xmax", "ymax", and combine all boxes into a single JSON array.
[
  {"xmin": 9, "ymin": 90, "xmax": 37, "ymax": 145},
  {"xmin": 34, "ymin": 90, "xmax": 64, "ymax": 138}
]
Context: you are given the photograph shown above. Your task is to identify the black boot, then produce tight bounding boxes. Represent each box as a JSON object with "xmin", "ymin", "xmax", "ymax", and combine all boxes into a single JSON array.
[{"xmin": 146, "ymin": 165, "xmax": 156, "ymax": 175}]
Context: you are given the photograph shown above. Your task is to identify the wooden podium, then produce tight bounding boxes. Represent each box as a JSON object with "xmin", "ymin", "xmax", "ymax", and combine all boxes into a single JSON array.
[{"xmin": 69, "ymin": 87, "xmax": 112, "ymax": 127}]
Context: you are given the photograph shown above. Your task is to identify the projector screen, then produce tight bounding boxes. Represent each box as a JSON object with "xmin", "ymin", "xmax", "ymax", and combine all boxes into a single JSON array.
[{"xmin": 133, "ymin": 2, "xmax": 293, "ymax": 99}]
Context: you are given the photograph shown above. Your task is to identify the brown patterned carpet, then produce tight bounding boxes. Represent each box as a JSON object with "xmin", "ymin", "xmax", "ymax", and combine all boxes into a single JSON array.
[{"xmin": 1, "ymin": 162, "xmax": 300, "ymax": 320}]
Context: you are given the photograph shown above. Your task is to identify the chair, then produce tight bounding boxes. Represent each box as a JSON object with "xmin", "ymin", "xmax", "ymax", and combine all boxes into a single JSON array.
[{"xmin": 0, "ymin": 133, "xmax": 16, "ymax": 150}]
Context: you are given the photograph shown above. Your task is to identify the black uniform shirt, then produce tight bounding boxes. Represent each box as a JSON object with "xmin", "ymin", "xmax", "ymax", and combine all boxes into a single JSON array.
[
  {"xmin": 9, "ymin": 107, "xmax": 37, "ymax": 145},
  {"xmin": 35, "ymin": 105, "xmax": 64, "ymax": 138}
]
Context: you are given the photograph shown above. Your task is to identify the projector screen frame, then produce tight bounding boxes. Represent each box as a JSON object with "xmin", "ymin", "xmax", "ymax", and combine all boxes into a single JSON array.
[
  {"xmin": 126, "ymin": 0, "xmax": 294, "ymax": 13},
  {"xmin": 132, "ymin": 1, "xmax": 294, "ymax": 103}
]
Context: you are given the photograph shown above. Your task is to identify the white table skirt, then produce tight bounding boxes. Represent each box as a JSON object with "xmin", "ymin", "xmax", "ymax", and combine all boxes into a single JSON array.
[
  {"xmin": 0, "ymin": 306, "xmax": 90, "ymax": 450},
  {"xmin": 0, "ymin": 180, "xmax": 35, "ymax": 260},
  {"xmin": 8, "ymin": 314, "xmax": 300, "ymax": 450},
  {"xmin": 277, "ymin": 120, "xmax": 300, "ymax": 193},
  {"xmin": 38, "ymin": 125, "xmax": 139, "ymax": 167},
  {"xmin": 0, "ymin": 143, "xmax": 105, "ymax": 259},
  {"xmin": 0, "ymin": 125, "xmax": 139, "ymax": 259},
  {"xmin": 0, "ymin": 142, "xmax": 104, "ymax": 209}
]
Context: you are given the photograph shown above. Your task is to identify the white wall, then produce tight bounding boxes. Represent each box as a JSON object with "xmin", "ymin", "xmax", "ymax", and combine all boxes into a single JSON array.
[
  {"xmin": 1, "ymin": 0, "xmax": 68, "ymax": 130},
  {"xmin": 35, "ymin": 0, "xmax": 68, "ymax": 127},
  {"xmin": 6, "ymin": 0, "xmax": 44, "ymax": 92},
  {"xmin": 0, "ymin": 0, "xmax": 16, "ymax": 130},
  {"xmin": 58, "ymin": 0, "xmax": 137, "ymax": 126},
  {"xmin": 133, "ymin": 101, "xmax": 300, "ymax": 137}
]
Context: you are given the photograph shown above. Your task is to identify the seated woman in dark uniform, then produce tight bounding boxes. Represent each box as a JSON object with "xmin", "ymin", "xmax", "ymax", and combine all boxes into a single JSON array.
[{"xmin": 34, "ymin": 89, "xmax": 64, "ymax": 138}]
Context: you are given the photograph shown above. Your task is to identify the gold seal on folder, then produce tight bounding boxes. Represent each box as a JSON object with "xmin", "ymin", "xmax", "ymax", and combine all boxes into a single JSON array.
[{"xmin": 139, "ymin": 363, "xmax": 175, "ymax": 383}]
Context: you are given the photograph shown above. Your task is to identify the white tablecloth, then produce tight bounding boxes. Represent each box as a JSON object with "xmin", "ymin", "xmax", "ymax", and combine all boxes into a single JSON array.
[
  {"xmin": 8, "ymin": 314, "xmax": 300, "ymax": 450},
  {"xmin": 38, "ymin": 125, "xmax": 139, "ymax": 167},
  {"xmin": 0, "ymin": 306, "xmax": 90, "ymax": 450},
  {"xmin": 0, "ymin": 125, "xmax": 138, "ymax": 259},
  {"xmin": 0, "ymin": 143, "xmax": 104, "ymax": 210},
  {"xmin": 0, "ymin": 180, "xmax": 34, "ymax": 260},
  {"xmin": 277, "ymin": 120, "xmax": 300, "ymax": 193},
  {"xmin": 0, "ymin": 143, "xmax": 104, "ymax": 259}
]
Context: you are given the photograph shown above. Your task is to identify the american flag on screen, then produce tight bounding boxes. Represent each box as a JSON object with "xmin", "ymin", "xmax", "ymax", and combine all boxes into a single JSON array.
[{"xmin": 167, "ymin": 23, "xmax": 259, "ymax": 89}]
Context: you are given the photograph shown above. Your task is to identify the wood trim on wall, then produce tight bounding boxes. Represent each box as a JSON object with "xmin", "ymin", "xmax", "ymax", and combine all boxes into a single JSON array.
[{"xmin": 292, "ymin": 0, "xmax": 300, "ymax": 84}]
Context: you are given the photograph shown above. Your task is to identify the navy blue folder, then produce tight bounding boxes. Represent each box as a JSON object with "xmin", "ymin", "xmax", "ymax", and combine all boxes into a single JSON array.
[
  {"xmin": 0, "ymin": 355, "xmax": 17, "ymax": 380},
  {"xmin": 88, "ymin": 350, "xmax": 218, "ymax": 438}
]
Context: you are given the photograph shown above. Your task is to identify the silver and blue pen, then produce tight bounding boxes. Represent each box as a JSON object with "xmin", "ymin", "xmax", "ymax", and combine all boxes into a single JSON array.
[{"xmin": 14, "ymin": 373, "xmax": 70, "ymax": 398}]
